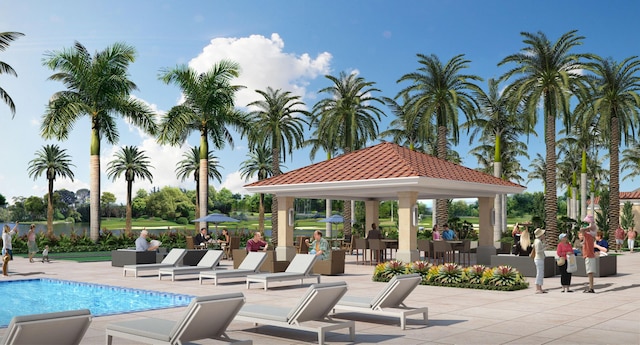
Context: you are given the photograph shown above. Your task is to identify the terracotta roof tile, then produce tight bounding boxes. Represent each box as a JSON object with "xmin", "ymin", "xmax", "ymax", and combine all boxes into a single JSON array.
[{"xmin": 246, "ymin": 142, "xmax": 523, "ymax": 188}]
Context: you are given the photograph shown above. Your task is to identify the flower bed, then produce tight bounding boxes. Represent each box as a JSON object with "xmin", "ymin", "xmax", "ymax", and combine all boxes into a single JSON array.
[{"xmin": 373, "ymin": 260, "xmax": 529, "ymax": 291}]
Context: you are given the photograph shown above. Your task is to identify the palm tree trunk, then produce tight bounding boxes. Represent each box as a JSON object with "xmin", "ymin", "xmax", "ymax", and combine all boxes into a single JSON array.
[
  {"xmin": 544, "ymin": 96, "xmax": 558, "ymax": 247},
  {"xmin": 609, "ymin": 116, "xmax": 620, "ymax": 242},
  {"xmin": 47, "ymin": 178, "xmax": 54, "ymax": 235},
  {"xmin": 436, "ymin": 125, "xmax": 449, "ymax": 227},
  {"xmin": 342, "ymin": 148, "xmax": 352, "ymax": 237},
  {"xmin": 89, "ymin": 125, "xmax": 100, "ymax": 242},
  {"xmin": 125, "ymin": 180, "xmax": 132, "ymax": 235},
  {"xmin": 194, "ymin": 175, "xmax": 200, "ymax": 233},
  {"xmin": 258, "ymin": 193, "xmax": 265, "ymax": 232},
  {"xmin": 271, "ymin": 146, "xmax": 281, "ymax": 246},
  {"xmin": 199, "ymin": 136, "xmax": 208, "ymax": 231}
]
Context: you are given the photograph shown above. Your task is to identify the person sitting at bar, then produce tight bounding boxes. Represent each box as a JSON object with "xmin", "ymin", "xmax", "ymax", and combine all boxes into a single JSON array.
[
  {"xmin": 442, "ymin": 224, "xmax": 456, "ymax": 240},
  {"xmin": 366, "ymin": 223, "xmax": 382, "ymax": 239}
]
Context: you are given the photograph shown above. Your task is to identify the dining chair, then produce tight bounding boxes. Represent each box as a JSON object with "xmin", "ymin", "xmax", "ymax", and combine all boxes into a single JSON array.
[
  {"xmin": 186, "ymin": 236, "xmax": 195, "ymax": 250},
  {"xmin": 432, "ymin": 240, "xmax": 453, "ymax": 265},
  {"xmin": 227, "ymin": 236, "xmax": 240, "ymax": 260},
  {"xmin": 342, "ymin": 234, "xmax": 354, "ymax": 252},
  {"xmin": 368, "ymin": 239, "xmax": 386, "ymax": 265},
  {"xmin": 416, "ymin": 239, "xmax": 430, "ymax": 262},
  {"xmin": 460, "ymin": 239, "xmax": 472, "ymax": 266},
  {"xmin": 354, "ymin": 238, "xmax": 369, "ymax": 265}
]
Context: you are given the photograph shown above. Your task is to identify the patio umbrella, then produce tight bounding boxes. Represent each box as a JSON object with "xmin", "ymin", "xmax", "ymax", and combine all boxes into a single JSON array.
[
  {"xmin": 318, "ymin": 214, "xmax": 344, "ymax": 237},
  {"xmin": 192, "ymin": 213, "xmax": 239, "ymax": 231}
]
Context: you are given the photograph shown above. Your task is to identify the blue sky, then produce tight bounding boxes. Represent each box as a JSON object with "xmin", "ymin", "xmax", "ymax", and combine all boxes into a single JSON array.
[{"xmin": 1, "ymin": 0, "xmax": 639, "ymax": 204}]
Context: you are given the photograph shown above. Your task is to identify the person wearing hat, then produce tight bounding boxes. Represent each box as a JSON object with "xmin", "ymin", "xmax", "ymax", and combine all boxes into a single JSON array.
[
  {"xmin": 557, "ymin": 233, "xmax": 574, "ymax": 292},
  {"xmin": 580, "ymin": 214, "xmax": 597, "ymax": 293},
  {"xmin": 533, "ymin": 228, "xmax": 547, "ymax": 294}
]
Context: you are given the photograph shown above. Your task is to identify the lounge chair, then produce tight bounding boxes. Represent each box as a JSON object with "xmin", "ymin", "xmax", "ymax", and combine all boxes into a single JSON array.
[
  {"xmin": 333, "ymin": 273, "xmax": 428, "ymax": 330},
  {"xmin": 158, "ymin": 250, "xmax": 224, "ymax": 281},
  {"xmin": 199, "ymin": 252, "xmax": 267, "ymax": 285},
  {"xmin": 246, "ymin": 253, "xmax": 320, "ymax": 291},
  {"xmin": 123, "ymin": 248, "xmax": 187, "ymax": 277},
  {"xmin": 235, "ymin": 282, "xmax": 354, "ymax": 345},
  {"xmin": 1, "ymin": 309, "xmax": 91, "ymax": 345},
  {"xmin": 106, "ymin": 293, "xmax": 251, "ymax": 345}
]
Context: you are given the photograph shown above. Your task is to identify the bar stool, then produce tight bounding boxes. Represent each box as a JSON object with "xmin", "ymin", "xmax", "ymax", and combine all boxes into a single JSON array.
[
  {"xmin": 417, "ymin": 239, "xmax": 430, "ymax": 262},
  {"xmin": 355, "ymin": 238, "xmax": 369, "ymax": 265},
  {"xmin": 368, "ymin": 239, "xmax": 386, "ymax": 265}
]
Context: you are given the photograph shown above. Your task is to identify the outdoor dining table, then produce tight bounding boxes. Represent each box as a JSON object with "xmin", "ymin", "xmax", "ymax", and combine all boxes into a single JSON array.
[
  {"xmin": 328, "ymin": 238, "xmax": 345, "ymax": 249},
  {"xmin": 381, "ymin": 239, "xmax": 398, "ymax": 259},
  {"xmin": 446, "ymin": 240, "xmax": 464, "ymax": 263}
]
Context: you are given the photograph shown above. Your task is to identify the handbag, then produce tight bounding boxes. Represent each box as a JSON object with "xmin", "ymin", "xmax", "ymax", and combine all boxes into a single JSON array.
[
  {"xmin": 556, "ymin": 256, "xmax": 566, "ymax": 266},
  {"xmin": 529, "ymin": 247, "xmax": 536, "ymax": 258},
  {"xmin": 566, "ymin": 254, "xmax": 578, "ymax": 273}
]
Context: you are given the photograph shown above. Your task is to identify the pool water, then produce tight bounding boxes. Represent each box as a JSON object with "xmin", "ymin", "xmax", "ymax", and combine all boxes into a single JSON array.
[{"xmin": 0, "ymin": 279, "xmax": 194, "ymax": 327}]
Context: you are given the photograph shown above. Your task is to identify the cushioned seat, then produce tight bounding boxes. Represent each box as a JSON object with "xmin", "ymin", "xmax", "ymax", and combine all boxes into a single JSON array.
[
  {"xmin": 246, "ymin": 254, "xmax": 320, "ymax": 290},
  {"xmin": 158, "ymin": 250, "xmax": 224, "ymax": 281},
  {"xmin": 123, "ymin": 249, "xmax": 187, "ymax": 277},
  {"xmin": 1, "ymin": 309, "xmax": 91, "ymax": 345},
  {"xmin": 199, "ymin": 252, "xmax": 267, "ymax": 285}
]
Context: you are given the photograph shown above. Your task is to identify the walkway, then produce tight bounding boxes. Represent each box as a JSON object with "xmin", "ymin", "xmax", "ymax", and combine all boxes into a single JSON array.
[{"xmin": 2, "ymin": 251, "xmax": 639, "ymax": 344}]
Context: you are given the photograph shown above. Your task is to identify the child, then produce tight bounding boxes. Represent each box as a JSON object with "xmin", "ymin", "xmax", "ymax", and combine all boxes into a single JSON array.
[
  {"xmin": 42, "ymin": 245, "xmax": 50, "ymax": 263},
  {"xmin": 2, "ymin": 253, "xmax": 9, "ymax": 276}
]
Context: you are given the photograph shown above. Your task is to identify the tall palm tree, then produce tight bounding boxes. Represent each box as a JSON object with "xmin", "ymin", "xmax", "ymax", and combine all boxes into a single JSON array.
[
  {"xmin": 587, "ymin": 56, "xmax": 640, "ymax": 239},
  {"xmin": 557, "ymin": 141, "xmax": 581, "ymax": 218},
  {"xmin": 527, "ymin": 153, "xmax": 546, "ymax": 186},
  {"xmin": 175, "ymin": 146, "xmax": 223, "ymax": 229},
  {"xmin": 106, "ymin": 146, "xmax": 153, "ymax": 235},
  {"xmin": 311, "ymin": 71, "xmax": 385, "ymax": 235},
  {"xmin": 158, "ymin": 61, "xmax": 246, "ymax": 231},
  {"xmin": 246, "ymin": 87, "xmax": 308, "ymax": 244},
  {"xmin": 41, "ymin": 42, "xmax": 157, "ymax": 241},
  {"xmin": 499, "ymin": 30, "xmax": 590, "ymax": 244},
  {"xmin": 398, "ymin": 53, "xmax": 482, "ymax": 226},
  {"xmin": 240, "ymin": 145, "xmax": 276, "ymax": 232},
  {"xmin": 27, "ymin": 144, "xmax": 75, "ymax": 235},
  {"xmin": 0, "ymin": 31, "xmax": 24, "ymax": 117}
]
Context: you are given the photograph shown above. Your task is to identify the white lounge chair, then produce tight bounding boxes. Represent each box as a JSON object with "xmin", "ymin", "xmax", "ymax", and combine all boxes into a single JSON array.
[
  {"xmin": 333, "ymin": 273, "xmax": 428, "ymax": 330},
  {"xmin": 123, "ymin": 248, "xmax": 187, "ymax": 277},
  {"xmin": 235, "ymin": 281, "xmax": 354, "ymax": 345},
  {"xmin": 1, "ymin": 309, "xmax": 91, "ymax": 345},
  {"xmin": 158, "ymin": 250, "xmax": 224, "ymax": 281},
  {"xmin": 199, "ymin": 251, "xmax": 267, "ymax": 285},
  {"xmin": 106, "ymin": 293, "xmax": 251, "ymax": 345},
  {"xmin": 245, "ymin": 254, "xmax": 320, "ymax": 291}
]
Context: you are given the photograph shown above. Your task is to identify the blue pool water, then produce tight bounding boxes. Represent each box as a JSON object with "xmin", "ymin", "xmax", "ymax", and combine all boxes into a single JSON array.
[{"xmin": 0, "ymin": 279, "xmax": 194, "ymax": 327}]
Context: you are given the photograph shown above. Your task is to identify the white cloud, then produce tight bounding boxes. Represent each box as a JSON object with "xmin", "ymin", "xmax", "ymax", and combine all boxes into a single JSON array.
[
  {"xmin": 188, "ymin": 33, "xmax": 332, "ymax": 109},
  {"xmin": 30, "ymin": 177, "xmax": 89, "ymax": 197},
  {"xmin": 219, "ymin": 170, "xmax": 256, "ymax": 195},
  {"xmin": 30, "ymin": 118, "xmax": 40, "ymax": 127}
]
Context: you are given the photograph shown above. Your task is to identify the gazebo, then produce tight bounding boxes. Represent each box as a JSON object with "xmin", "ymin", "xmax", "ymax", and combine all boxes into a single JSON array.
[{"xmin": 245, "ymin": 142, "xmax": 525, "ymax": 263}]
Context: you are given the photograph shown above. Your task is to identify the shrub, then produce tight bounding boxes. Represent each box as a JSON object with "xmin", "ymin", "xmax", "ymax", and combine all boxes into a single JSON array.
[
  {"xmin": 176, "ymin": 217, "xmax": 188, "ymax": 225},
  {"xmin": 372, "ymin": 260, "xmax": 528, "ymax": 291}
]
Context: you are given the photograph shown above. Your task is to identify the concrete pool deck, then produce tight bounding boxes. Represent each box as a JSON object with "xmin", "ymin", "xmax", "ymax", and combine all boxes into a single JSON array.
[{"xmin": 2, "ymin": 251, "xmax": 639, "ymax": 344}]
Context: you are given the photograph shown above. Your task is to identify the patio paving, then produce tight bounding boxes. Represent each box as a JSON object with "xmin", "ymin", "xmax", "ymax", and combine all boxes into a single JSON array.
[{"xmin": 2, "ymin": 251, "xmax": 639, "ymax": 344}]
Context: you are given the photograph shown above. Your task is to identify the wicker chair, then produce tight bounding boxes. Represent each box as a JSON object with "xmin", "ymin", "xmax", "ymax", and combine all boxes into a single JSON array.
[
  {"xmin": 417, "ymin": 239, "xmax": 430, "ymax": 262},
  {"xmin": 186, "ymin": 236, "xmax": 195, "ymax": 250},
  {"xmin": 368, "ymin": 239, "xmax": 386, "ymax": 265},
  {"xmin": 354, "ymin": 238, "xmax": 369, "ymax": 265},
  {"xmin": 226, "ymin": 236, "xmax": 240, "ymax": 260}
]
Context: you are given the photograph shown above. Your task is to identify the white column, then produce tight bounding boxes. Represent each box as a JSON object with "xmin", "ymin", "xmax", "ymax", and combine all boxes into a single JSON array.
[
  {"xmin": 396, "ymin": 191, "xmax": 419, "ymax": 262},
  {"xmin": 477, "ymin": 196, "xmax": 497, "ymax": 265},
  {"xmin": 432, "ymin": 199, "xmax": 437, "ymax": 227},
  {"xmin": 581, "ymin": 173, "xmax": 587, "ymax": 221},
  {"xmin": 276, "ymin": 196, "xmax": 296, "ymax": 261},
  {"xmin": 325, "ymin": 199, "xmax": 332, "ymax": 237},
  {"xmin": 493, "ymin": 162, "xmax": 502, "ymax": 246}
]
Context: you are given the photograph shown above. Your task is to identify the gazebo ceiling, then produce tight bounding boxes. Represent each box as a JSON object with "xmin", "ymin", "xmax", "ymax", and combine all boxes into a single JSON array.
[{"xmin": 245, "ymin": 142, "xmax": 526, "ymax": 200}]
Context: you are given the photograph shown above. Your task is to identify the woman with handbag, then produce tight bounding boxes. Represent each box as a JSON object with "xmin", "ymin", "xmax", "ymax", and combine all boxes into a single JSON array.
[{"xmin": 557, "ymin": 233, "xmax": 574, "ymax": 292}]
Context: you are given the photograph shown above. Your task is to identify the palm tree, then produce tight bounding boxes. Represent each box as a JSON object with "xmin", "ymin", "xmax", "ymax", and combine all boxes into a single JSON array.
[
  {"xmin": 380, "ymin": 94, "xmax": 424, "ymax": 151},
  {"xmin": 499, "ymin": 30, "xmax": 590, "ymax": 244},
  {"xmin": 622, "ymin": 143, "xmax": 640, "ymax": 182},
  {"xmin": 175, "ymin": 146, "xmax": 223, "ymax": 229},
  {"xmin": 311, "ymin": 71, "xmax": 385, "ymax": 235},
  {"xmin": 246, "ymin": 87, "xmax": 308, "ymax": 244},
  {"xmin": 527, "ymin": 153, "xmax": 546, "ymax": 186},
  {"xmin": 27, "ymin": 144, "xmax": 75, "ymax": 235},
  {"xmin": 397, "ymin": 54, "xmax": 482, "ymax": 226},
  {"xmin": 557, "ymin": 141, "xmax": 581, "ymax": 218},
  {"xmin": 587, "ymin": 56, "xmax": 640, "ymax": 239},
  {"xmin": 106, "ymin": 146, "xmax": 153, "ymax": 235},
  {"xmin": 0, "ymin": 31, "xmax": 24, "ymax": 117},
  {"xmin": 240, "ymin": 145, "xmax": 276, "ymax": 232},
  {"xmin": 158, "ymin": 61, "xmax": 246, "ymax": 231},
  {"xmin": 41, "ymin": 42, "xmax": 157, "ymax": 241}
]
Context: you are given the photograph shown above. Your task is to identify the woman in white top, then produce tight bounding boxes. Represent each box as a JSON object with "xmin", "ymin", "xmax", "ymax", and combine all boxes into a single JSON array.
[
  {"xmin": 2, "ymin": 222, "xmax": 19, "ymax": 260},
  {"xmin": 533, "ymin": 228, "xmax": 547, "ymax": 294}
]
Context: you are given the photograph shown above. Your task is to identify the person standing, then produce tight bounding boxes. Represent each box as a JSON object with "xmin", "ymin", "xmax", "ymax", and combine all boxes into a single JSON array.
[
  {"xmin": 614, "ymin": 226, "xmax": 625, "ymax": 253},
  {"xmin": 627, "ymin": 227, "xmax": 636, "ymax": 253},
  {"xmin": 432, "ymin": 224, "xmax": 441, "ymax": 240},
  {"xmin": 2, "ymin": 222, "xmax": 19, "ymax": 260},
  {"xmin": 581, "ymin": 215, "xmax": 597, "ymax": 293},
  {"xmin": 442, "ymin": 224, "xmax": 456, "ymax": 240},
  {"xmin": 533, "ymin": 228, "xmax": 547, "ymax": 294},
  {"xmin": 557, "ymin": 233, "xmax": 574, "ymax": 293},
  {"xmin": 27, "ymin": 224, "xmax": 39, "ymax": 263}
]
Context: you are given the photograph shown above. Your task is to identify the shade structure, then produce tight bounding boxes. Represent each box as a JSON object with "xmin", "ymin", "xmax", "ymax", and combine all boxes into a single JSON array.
[{"xmin": 192, "ymin": 213, "xmax": 239, "ymax": 231}]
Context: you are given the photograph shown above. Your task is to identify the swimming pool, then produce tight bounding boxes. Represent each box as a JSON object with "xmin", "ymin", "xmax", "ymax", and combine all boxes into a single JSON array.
[{"xmin": 0, "ymin": 279, "xmax": 194, "ymax": 327}]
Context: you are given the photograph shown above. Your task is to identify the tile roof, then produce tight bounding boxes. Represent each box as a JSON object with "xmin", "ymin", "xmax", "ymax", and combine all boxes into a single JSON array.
[
  {"xmin": 589, "ymin": 191, "xmax": 640, "ymax": 205},
  {"xmin": 246, "ymin": 142, "xmax": 523, "ymax": 188}
]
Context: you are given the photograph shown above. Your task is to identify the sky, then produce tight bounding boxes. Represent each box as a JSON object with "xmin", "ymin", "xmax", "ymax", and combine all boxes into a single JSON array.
[{"xmin": 1, "ymin": 0, "xmax": 639, "ymax": 205}]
